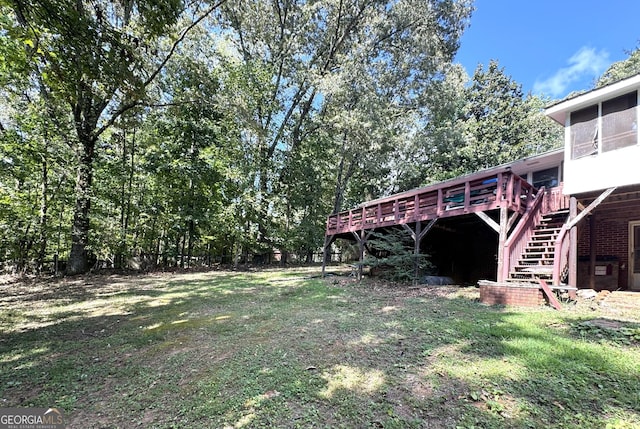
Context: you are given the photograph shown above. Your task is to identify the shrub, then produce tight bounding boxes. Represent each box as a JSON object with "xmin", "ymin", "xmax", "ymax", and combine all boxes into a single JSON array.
[{"xmin": 362, "ymin": 229, "xmax": 433, "ymax": 283}]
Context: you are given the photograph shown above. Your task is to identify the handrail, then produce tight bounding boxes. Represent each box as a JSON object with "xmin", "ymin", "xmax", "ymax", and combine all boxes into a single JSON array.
[
  {"xmin": 552, "ymin": 224, "xmax": 570, "ymax": 285},
  {"xmin": 325, "ymin": 170, "xmax": 537, "ymax": 236},
  {"xmin": 501, "ymin": 186, "xmax": 546, "ymax": 281},
  {"xmin": 544, "ymin": 184, "xmax": 569, "ymax": 213}
]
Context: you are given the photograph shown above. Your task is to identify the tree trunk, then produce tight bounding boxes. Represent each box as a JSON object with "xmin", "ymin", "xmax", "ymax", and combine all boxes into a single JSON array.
[
  {"xmin": 162, "ymin": 231, "xmax": 169, "ymax": 267},
  {"xmin": 151, "ymin": 217, "xmax": 159, "ymax": 267},
  {"xmin": 332, "ymin": 133, "xmax": 358, "ymax": 214},
  {"xmin": 67, "ymin": 139, "xmax": 94, "ymax": 275},
  {"xmin": 125, "ymin": 127, "xmax": 135, "ymax": 251},
  {"xmin": 187, "ymin": 221, "xmax": 194, "ymax": 268},
  {"xmin": 118, "ymin": 129, "xmax": 127, "ymax": 268},
  {"xmin": 37, "ymin": 154, "xmax": 48, "ymax": 273},
  {"xmin": 175, "ymin": 235, "xmax": 181, "ymax": 268}
]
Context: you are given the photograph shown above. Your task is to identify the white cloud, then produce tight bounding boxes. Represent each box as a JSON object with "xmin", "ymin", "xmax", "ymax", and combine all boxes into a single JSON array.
[{"xmin": 533, "ymin": 47, "xmax": 610, "ymax": 97}]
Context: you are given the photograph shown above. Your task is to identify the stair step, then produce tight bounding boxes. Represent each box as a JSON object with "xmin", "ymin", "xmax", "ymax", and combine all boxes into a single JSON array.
[
  {"xmin": 517, "ymin": 261, "xmax": 554, "ymax": 266},
  {"xmin": 540, "ymin": 217, "xmax": 568, "ymax": 224},
  {"xmin": 514, "ymin": 266, "xmax": 554, "ymax": 274},
  {"xmin": 507, "ymin": 209, "xmax": 566, "ymax": 283},
  {"xmin": 508, "ymin": 272, "xmax": 553, "ymax": 279},
  {"xmin": 521, "ymin": 259, "xmax": 554, "ymax": 264},
  {"xmin": 543, "ymin": 209, "xmax": 569, "ymax": 217},
  {"xmin": 504, "ymin": 279, "xmax": 542, "ymax": 286},
  {"xmin": 531, "ymin": 233, "xmax": 558, "ymax": 238},
  {"xmin": 520, "ymin": 260, "xmax": 554, "ymax": 264},
  {"xmin": 528, "ymin": 240, "xmax": 556, "ymax": 245},
  {"xmin": 518, "ymin": 258, "xmax": 554, "ymax": 263},
  {"xmin": 509, "ymin": 273, "xmax": 553, "ymax": 279},
  {"xmin": 534, "ymin": 227, "xmax": 562, "ymax": 233},
  {"xmin": 541, "ymin": 215, "xmax": 566, "ymax": 220},
  {"xmin": 526, "ymin": 245, "xmax": 555, "ymax": 251}
]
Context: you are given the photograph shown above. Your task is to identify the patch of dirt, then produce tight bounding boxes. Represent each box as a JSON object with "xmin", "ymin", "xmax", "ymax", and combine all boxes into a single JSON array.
[
  {"xmin": 331, "ymin": 277, "xmax": 476, "ymax": 298},
  {"xmin": 584, "ymin": 318, "xmax": 625, "ymax": 330}
]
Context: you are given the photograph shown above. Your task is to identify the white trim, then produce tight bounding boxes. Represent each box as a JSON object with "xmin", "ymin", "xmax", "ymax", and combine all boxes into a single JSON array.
[{"xmin": 546, "ymin": 74, "xmax": 640, "ymax": 124}]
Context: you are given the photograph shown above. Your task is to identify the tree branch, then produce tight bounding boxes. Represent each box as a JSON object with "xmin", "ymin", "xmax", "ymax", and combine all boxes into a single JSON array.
[
  {"xmin": 94, "ymin": 0, "xmax": 227, "ymax": 139},
  {"xmin": 143, "ymin": 0, "xmax": 227, "ymax": 90}
]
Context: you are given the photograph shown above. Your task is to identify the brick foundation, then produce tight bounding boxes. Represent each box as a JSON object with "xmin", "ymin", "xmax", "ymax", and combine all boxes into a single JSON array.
[{"xmin": 480, "ymin": 284, "xmax": 544, "ymax": 307}]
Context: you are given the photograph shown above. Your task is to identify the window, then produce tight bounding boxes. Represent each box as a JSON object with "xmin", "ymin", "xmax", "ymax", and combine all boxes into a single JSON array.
[
  {"xmin": 532, "ymin": 167, "xmax": 559, "ymax": 189},
  {"xmin": 570, "ymin": 105, "xmax": 598, "ymax": 159},
  {"xmin": 569, "ymin": 91, "xmax": 638, "ymax": 160},
  {"xmin": 602, "ymin": 92, "xmax": 637, "ymax": 152}
]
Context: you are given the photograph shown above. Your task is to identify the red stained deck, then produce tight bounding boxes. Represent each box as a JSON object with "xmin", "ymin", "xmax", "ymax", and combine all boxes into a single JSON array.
[{"xmin": 326, "ymin": 170, "xmax": 537, "ymax": 237}]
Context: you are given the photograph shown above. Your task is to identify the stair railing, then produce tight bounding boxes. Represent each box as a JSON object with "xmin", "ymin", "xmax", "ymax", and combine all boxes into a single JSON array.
[
  {"xmin": 501, "ymin": 186, "xmax": 546, "ymax": 282},
  {"xmin": 543, "ymin": 183, "xmax": 570, "ymax": 213},
  {"xmin": 552, "ymin": 224, "xmax": 570, "ymax": 285}
]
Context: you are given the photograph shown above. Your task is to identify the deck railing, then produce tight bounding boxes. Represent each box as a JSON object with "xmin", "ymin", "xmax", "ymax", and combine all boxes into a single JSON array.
[
  {"xmin": 552, "ymin": 225, "xmax": 571, "ymax": 285},
  {"xmin": 501, "ymin": 184, "xmax": 570, "ymax": 282},
  {"xmin": 543, "ymin": 184, "xmax": 570, "ymax": 213},
  {"xmin": 501, "ymin": 186, "xmax": 546, "ymax": 282},
  {"xmin": 326, "ymin": 171, "xmax": 537, "ymax": 236}
]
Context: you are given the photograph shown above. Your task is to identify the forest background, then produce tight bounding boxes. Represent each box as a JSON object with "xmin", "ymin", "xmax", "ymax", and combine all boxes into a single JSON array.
[{"xmin": 1, "ymin": 0, "xmax": 637, "ymax": 274}]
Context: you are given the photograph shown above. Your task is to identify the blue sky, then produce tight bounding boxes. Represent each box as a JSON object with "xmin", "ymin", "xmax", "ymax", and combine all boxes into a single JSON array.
[{"xmin": 455, "ymin": 0, "xmax": 640, "ymax": 99}]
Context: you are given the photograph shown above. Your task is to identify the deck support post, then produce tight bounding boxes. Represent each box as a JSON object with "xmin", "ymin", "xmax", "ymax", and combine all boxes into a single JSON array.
[
  {"xmin": 351, "ymin": 230, "xmax": 373, "ymax": 280},
  {"xmin": 569, "ymin": 196, "xmax": 578, "ymax": 292},
  {"xmin": 475, "ymin": 207, "xmax": 508, "ymax": 282},
  {"xmin": 321, "ymin": 235, "xmax": 336, "ymax": 278},
  {"xmin": 402, "ymin": 219, "xmax": 437, "ymax": 284},
  {"xmin": 589, "ymin": 213, "xmax": 597, "ymax": 290},
  {"xmin": 497, "ymin": 205, "xmax": 508, "ymax": 282},
  {"xmin": 412, "ymin": 222, "xmax": 422, "ymax": 285}
]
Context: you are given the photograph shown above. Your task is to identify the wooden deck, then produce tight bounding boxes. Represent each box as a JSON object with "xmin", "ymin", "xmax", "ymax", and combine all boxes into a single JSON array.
[{"xmin": 326, "ymin": 170, "xmax": 537, "ymax": 237}]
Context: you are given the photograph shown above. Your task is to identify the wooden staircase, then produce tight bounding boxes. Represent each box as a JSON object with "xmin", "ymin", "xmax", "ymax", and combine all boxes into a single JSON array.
[{"xmin": 506, "ymin": 210, "xmax": 569, "ymax": 285}]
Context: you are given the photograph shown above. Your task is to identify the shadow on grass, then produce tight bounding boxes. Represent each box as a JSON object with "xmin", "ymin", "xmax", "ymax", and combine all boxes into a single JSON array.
[
  {"xmin": 0, "ymin": 271, "xmax": 314, "ymax": 410},
  {"xmin": 1, "ymin": 274, "xmax": 639, "ymax": 428},
  {"xmin": 271, "ymin": 282, "xmax": 640, "ymax": 428},
  {"xmin": 407, "ymin": 295, "xmax": 640, "ymax": 428}
]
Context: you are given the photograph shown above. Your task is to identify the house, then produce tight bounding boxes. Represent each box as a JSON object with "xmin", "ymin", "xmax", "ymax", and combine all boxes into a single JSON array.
[
  {"xmin": 322, "ymin": 73, "xmax": 640, "ymax": 304},
  {"xmin": 546, "ymin": 73, "xmax": 640, "ymax": 293}
]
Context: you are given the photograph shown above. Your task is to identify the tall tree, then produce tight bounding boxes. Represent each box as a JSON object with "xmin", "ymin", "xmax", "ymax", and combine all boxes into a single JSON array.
[
  {"xmin": 1, "ymin": 0, "xmax": 478, "ymax": 270},
  {"xmin": 215, "ymin": 0, "xmax": 473, "ymax": 249},
  {"xmin": 1, "ymin": 0, "xmax": 225, "ymax": 273},
  {"xmin": 395, "ymin": 63, "xmax": 470, "ymax": 187},
  {"xmin": 460, "ymin": 60, "xmax": 532, "ymax": 171},
  {"xmin": 0, "ymin": 102, "xmax": 75, "ymax": 271},
  {"xmin": 407, "ymin": 60, "xmax": 562, "ymax": 188}
]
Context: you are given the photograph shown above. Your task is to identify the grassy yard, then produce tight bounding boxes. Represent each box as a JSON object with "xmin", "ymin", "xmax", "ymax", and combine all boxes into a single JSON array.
[{"xmin": 1, "ymin": 267, "xmax": 639, "ymax": 428}]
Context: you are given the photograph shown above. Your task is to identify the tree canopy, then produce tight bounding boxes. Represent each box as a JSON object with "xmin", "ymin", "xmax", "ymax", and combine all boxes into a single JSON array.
[
  {"xmin": 597, "ymin": 47, "xmax": 640, "ymax": 88},
  {"xmin": 0, "ymin": 0, "xmax": 600, "ymax": 275}
]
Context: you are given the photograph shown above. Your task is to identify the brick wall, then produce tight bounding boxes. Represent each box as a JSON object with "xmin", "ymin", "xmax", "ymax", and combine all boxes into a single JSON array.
[
  {"xmin": 480, "ymin": 284, "xmax": 544, "ymax": 307},
  {"xmin": 577, "ymin": 200, "xmax": 640, "ymax": 289}
]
